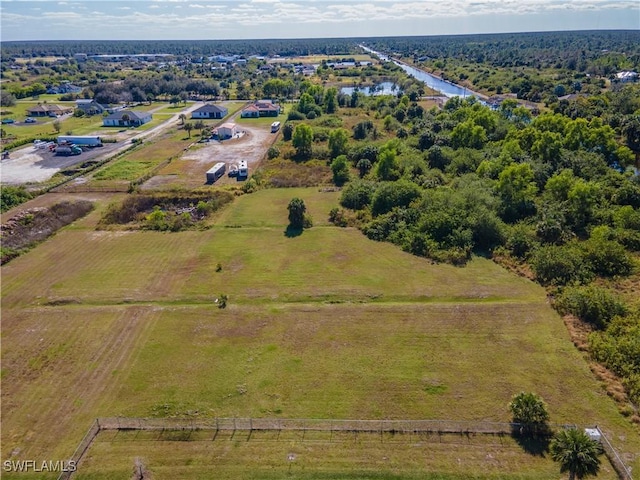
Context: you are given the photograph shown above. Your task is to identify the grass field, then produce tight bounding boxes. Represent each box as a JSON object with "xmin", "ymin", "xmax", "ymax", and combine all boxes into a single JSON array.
[
  {"xmin": 90, "ymin": 129, "xmax": 193, "ymax": 183},
  {"xmin": 1, "ymin": 187, "xmax": 639, "ymax": 479}
]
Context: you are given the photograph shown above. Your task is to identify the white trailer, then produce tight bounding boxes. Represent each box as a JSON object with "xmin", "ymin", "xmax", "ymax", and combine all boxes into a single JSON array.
[
  {"xmin": 238, "ymin": 160, "xmax": 248, "ymax": 178},
  {"xmin": 57, "ymin": 135, "xmax": 103, "ymax": 147},
  {"xmin": 271, "ymin": 121, "xmax": 281, "ymax": 133},
  {"xmin": 206, "ymin": 162, "xmax": 226, "ymax": 183}
]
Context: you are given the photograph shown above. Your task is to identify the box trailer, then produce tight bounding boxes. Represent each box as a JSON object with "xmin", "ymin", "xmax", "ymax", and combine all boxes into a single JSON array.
[
  {"xmin": 206, "ymin": 162, "xmax": 226, "ymax": 183},
  {"xmin": 57, "ymin": 135, "xmax": 103, "ymax": 147}
]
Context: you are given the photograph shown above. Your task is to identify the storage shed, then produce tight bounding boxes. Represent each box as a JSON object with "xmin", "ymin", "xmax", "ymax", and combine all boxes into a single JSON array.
[{"xmin": 217, "ymin": 122, "xmax": 238, "ymax": 139}]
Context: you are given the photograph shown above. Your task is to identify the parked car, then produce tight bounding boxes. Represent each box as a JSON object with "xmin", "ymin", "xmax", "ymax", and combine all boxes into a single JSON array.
[
  {"xmin": 24, "ymin": 117, "xmax": 37, "ymax": 123},
  {"xmin": 1, "ymin": 118, "xmax": 15, "ymax": 124}
]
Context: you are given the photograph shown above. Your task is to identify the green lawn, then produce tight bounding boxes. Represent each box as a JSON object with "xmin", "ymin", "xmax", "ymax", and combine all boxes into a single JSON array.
[
  {"xmin": 1, "ymin": 187, "xmax": 638, "ymax": 478},
  {"xmin": 90, "ymin": 129, "xmax": 192, "ymax": 183}
]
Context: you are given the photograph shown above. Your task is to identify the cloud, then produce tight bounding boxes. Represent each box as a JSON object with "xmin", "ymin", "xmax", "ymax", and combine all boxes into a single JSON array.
[{"xmin": 1, "ymin": 0, "xmax": 638, "ymax": 41}]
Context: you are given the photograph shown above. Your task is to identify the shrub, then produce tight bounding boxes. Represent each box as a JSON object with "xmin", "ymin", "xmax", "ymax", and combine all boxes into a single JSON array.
[
  {"xmin": 330, "ymin": 155, "xmax": 350, "ymax": 186},
  {"xmin": 556, "ymin": 285, "xmax": 627, "ymax": 329},
  {"xmin": 328, "ymin": 207, "xmax": 348, "ymax": 227},
  {"xmin": 287, "ymin": 110, "xmax": 305, "ymax": 121},
  {"xmin": 506, "ymin": 222, "xmax": 538, "ymax": 258},
  {"xmin": 267, "ymin": 146, "xmax": 280, "ymax": 159},
  {"xmin": 1, "ymin": 185, "xmax": 33, "ymax": 213},
  {"xmin": 282, "ymin": 123, "xmax": 294, "ymax": 141},
  {"xmin": 340, "ymin": 179, "xmax": 376, "ymax": 210},
  {"xmin": 530, "ymin": 244, "xmax": 593, "ymax": 286},
  {"xmin": 371, "ymin": 180, "xmax": 422, "ymax": 216},
  {"xmin": 580, "ymin": 237, "xmax": 634, "ymax": 278}
]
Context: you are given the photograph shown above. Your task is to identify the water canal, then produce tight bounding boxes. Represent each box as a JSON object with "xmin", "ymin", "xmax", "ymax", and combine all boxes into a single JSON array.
[{"xmin": 359, "ymin": 44, "xmax": 483, "ymax": 99}]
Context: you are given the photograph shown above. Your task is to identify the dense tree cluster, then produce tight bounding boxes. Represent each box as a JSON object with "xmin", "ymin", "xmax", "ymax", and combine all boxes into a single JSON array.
[{"xmin": 319, "ymin": 87, "xmax": 640, "ymax": 404}]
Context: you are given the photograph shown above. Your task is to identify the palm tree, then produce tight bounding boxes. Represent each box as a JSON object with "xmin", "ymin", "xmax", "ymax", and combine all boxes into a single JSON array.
[
  {"xmin": 550, "ymin": 428, "xmax": 603, "ymax": 480},
  {"xmin": 183, "ymin": 122, "xmax": 193, "ymax": 138},
  {"xmin": 178, "ymin": 113, "xmax": 186, "ymax": 125},
  {"xmin": 509, "ymin": 392, "xmax": 549, "ymax": 433}
]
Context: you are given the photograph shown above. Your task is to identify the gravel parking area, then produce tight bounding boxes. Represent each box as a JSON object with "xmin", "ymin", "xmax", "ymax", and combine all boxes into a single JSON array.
[{"xmin": 0, "ymin": 143, "xmax": 122, "ymax": 184}]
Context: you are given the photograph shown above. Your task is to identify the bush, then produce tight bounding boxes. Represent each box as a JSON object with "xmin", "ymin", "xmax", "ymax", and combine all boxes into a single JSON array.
[
  {"xmin": 267, "ymin": 146, "xmax": 280, "ymax": 159},
  {"xmin": 371, "ymin": 180, "xmax": 422, "ymax": 216},
  {"xmin": 1, "ymin": 185, "xmax": 33, "ymax": 213},
  {"xmin": 580, "ymin": 237, "xmax": 634, "ymax": 278},
  {"xmin": 328, "ymin": 207, "xmax": 348, "ymax": 227},
  {"xmin": 282, "ymin": 123, "xmax": 294, "ymax": 141},
  {"xmin": 556, "ymin": 285, "xmax": 627, "ymax": 329},
  {"xmin": 287, "ymin": 110, "xmax": 306, "ymax": 121},
  {"xmin": 340, "ymin": 179, "xmax": 376, "ymax": 210},
  {"xmin": 330, "ymin": 155, "xmax": 350, "ymax": 186},
  {"xmin": 506, "ymin": 222, "xmax": 538, "ymax": 258},
  {"xmin": 530, "ymin": 244, "xmax": 592, "ymax": 286}
]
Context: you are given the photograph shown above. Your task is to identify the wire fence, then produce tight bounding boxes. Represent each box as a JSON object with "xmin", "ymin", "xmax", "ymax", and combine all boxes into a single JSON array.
[
  {"xmin": 59, "ymin": 417, "xmax": 634, "ymax": 480},
  {"xmin": 57, "ymin": 419, "xmax": 100, "ymax": 480},
  {"xmin": 597, "ymin": 426, "xmax": 634, "ymax": 480},
  {"xmin": 97, "ymin": 417, "xmax": 540, "ymax": 435}
]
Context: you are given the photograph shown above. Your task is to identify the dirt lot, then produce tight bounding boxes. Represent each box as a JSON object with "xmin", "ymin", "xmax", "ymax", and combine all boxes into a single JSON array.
[
  {"xmin": 142, "ymin": 122, "xmax": 277, "ymax": 190},
  {"xmin": 0, "ymin": 142, "xmax": 123, "ymax": 184}
]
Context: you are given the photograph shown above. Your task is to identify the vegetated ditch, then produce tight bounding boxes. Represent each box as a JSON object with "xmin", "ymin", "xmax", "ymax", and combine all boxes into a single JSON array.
[
  {"xmin": 1, "ymin": 200, "xmax": 94, "ymax": 264},
  {"xmin": 97, "ymin": 190, "xmax": 235, "ymax": 231}
]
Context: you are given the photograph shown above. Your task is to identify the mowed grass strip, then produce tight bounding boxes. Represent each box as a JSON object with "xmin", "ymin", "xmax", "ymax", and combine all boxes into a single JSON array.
[
  {"xmin": 91, "ymin": 129, "xmax": 193, "ymax": 182},
  {"xmin": 101, "ymin": 302, "xmax": 622, "ymax": 426},
  {"xmin": 70, "ymin": 429, "xmax": 621, "ymax": 480}
]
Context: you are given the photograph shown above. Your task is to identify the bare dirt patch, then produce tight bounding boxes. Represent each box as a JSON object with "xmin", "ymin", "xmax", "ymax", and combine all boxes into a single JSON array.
[
  {"xmin": 142, "ymin": 124, "xmax": 276, "ymax": 190},
  {"xmin": 1, "ymin": 200, "xmax": 94, "ymax": 264}
]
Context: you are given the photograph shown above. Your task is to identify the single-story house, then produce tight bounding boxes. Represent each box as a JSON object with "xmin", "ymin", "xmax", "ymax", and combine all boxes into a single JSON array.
[
  {"xmin": 76, "ymin": 99, "xmax": 107, "ymax": 115},
  {"xmin": 103, "ymin": 110, "xmax": 152, "ymax": 127},
  {"xmin": 192, "ymin": 103, "xmax": 228, "ymax": 119},
  {"xmin": 26, "ymin": 104, "xmax": 73, "ymax": 117},
  {"xmin": 216, "ymin": 122, "xmax": 238, "ymax": 139},
  {"xmin": 240, "ymin": 100, "xmax": 280, "ymax": 118}
]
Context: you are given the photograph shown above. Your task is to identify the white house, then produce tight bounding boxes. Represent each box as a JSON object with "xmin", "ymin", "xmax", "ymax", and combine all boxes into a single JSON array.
[
  {"xmin": 103, "ymin": 110, "xmax": 152, "ymax": 127},
  {"xmin": 192, "ymin": 103, "xmax": 228, "ymax": 119},
  {"xmin": 217, "ymin": 122, "xmax": 238, "ymax": 139}
]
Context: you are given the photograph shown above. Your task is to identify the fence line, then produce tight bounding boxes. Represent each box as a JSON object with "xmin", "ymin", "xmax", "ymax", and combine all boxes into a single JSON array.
[
  {"xmin": 97, "ymin": 417, "xmax": 541, "ymax": 435},
  {"xmin": 56, "ymin": 419, "xmax": 100, "ymax": 480},
  {"xmin": 59, "ymin": 418, "xmax": 634, "ymax": 480},
  {"xmin": 597, "ymin": 426, "xmax": 634, "ymax": 480}
]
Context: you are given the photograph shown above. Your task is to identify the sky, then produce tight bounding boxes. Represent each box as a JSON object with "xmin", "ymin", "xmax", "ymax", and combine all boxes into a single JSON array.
[{"xmin": 1, "ymin": 0, "xmax": 638, "ymax": 42}]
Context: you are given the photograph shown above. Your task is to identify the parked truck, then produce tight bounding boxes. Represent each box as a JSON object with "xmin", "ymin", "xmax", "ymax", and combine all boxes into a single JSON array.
[
  {"xmin": 55, "ymin": 144, "xmax": 82, "ymax": 156},
  {"xmin": 56, "ymin": 135, "xmax": 103, "ymax": 147}
]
